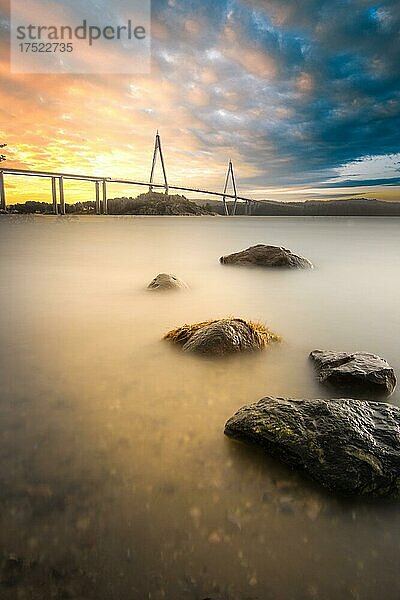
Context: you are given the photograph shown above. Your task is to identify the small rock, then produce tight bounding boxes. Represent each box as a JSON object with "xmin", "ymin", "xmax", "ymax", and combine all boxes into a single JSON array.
[
  {"xmin": 310, "ymin": 349, "xmax": 396, "ymax": 396},
  {"xmin": 147, "ymin": 273, "xmax": 188, "ymax": 291},
  {"xmin": 220, "ymin": 244, "xmax": 313, "ymax": 269}
]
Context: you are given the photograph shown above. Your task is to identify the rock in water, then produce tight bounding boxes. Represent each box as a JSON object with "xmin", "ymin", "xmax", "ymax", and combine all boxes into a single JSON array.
[
  {"xmin": 224, "ymin": 397, "xmax": 400, "ymax": 497},
  {"xmin": 310, "ymin": 350, "xmax": 396, "ymax": 396},
  {"xmin": 220, "ymin": 244, "xmax": 313, "ymax": 269},
  {"xmin": 164, "ymin": 318, "xmax": 279, "ymax": 357},
  {"xmin": 147, "ymin": 273, "xmax": 188, "ymax": 291}
]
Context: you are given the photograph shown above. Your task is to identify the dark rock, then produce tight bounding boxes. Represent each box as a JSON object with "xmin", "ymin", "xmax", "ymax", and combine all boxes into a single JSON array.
[
  {"xmin": 147, "ymin": 273, "xmax": 188, "ymax": 291},
  {"xmin": 224, "ymin": 397, "xmax": 400, "ymax": 497},
  {"xmin": 220, "ymin": 244, "xmax": 313, "ymax": 269},
  {"xmin": 310, "ymin": 350, "xmax": 396, "ymax": 396},
  {"xmin": 164, "ymin": 318, "xmax": 279, "ymax": 357}
]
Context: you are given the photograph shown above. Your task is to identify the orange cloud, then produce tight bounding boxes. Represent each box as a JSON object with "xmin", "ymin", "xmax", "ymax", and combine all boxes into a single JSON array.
[{"xmin": 209, "ymin": 19, "xmax": 279, "ymax": 82}]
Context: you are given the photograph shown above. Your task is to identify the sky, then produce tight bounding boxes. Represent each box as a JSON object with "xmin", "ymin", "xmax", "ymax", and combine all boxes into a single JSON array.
[{"xmin": 0, "ymin": 0, "xmax": 399, "ymax": 205}]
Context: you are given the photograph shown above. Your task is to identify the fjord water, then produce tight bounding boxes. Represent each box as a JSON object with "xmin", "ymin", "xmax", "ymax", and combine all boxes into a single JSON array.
[{"xmin": 1, "ymin": 215, "xmax": 400, "ymax": 599}]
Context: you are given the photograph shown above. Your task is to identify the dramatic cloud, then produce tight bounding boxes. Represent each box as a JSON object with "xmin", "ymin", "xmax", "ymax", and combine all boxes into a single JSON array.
[
  {"xmin": 0, "ymin": 0, "xmax": 399, "ymax": 202},
  {"xmin": 152, "ymin": 0, "xmax": 400, "ymax": 184}
]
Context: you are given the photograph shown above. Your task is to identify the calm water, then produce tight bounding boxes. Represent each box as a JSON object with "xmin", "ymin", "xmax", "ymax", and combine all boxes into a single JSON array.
[{"xmin": 1, "ymin": 215, "xmax": 400, "ymax": 600}]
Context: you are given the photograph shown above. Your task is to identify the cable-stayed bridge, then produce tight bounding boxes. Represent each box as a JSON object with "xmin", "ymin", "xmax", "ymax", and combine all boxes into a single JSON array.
[{"xmin": 0, "ymin": 132, "xmax": 259, "ymax": 216}]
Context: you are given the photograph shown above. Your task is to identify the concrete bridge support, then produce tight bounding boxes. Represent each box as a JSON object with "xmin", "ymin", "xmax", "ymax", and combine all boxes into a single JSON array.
[
  {"xmin": 95, "ymin": 181, "xmax": 101, "ymax": 215},
  {"xmin": 0, "ymin": 171, "xmax": 5, "ymax": 211},
  {"xmin": 102, "ymin": 180, "xmax": 108, "ymax": 215},
  {"xmin": 59, "ymin": 176, "xmax": 65, "ymax": 215},
  {"xmin": 51, "ymin": 177, "xmax": 58, "ymax": 215}
]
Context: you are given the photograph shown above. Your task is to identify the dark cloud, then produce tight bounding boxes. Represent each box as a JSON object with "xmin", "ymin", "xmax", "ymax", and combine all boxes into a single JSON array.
[
  {"xmin": 319, "ymin": 176, "xmax": 400, "ymax": 188},
  {"xmin": 153, "ymin": 0, "xmax": 400, "ymax": 185}
]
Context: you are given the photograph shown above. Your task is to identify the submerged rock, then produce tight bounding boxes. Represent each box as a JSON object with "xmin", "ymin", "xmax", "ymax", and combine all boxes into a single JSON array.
[
  {"xmin": 224, "ymin": 397, "xmax": 400, "ymax": 497},
  {"xmin": 164, "ymin": 318, "xmax": 279, "ymax": 357},
  {"xmin": 310, "ymin": 350, "xmax": 396, "ymax": 396},
  {"xmin": 147, "ymin": 273, "xmax": 188, "ymax": 291},
  {"xmin": 220, "ymin": 244, "xmax": 313, "ymax": 269}
]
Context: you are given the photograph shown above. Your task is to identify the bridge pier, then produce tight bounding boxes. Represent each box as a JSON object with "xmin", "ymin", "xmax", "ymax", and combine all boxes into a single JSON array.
[
  {"xmin": 95, "ymin": 181, "xmax": 100, "ymax": 215},
  {"xmin": 51, "ymin": 177, "xmax": 58, "ymax": 215},
  {"xmin": 102, "ymin": 180, "xmax": 108, "ymax": 215},
  {"xmin": 59, "ymin": 176, "xmax": 65, "ymax": 215},
  {"xmin": 0, "ymin": 171, "xmax": 5, "ymax": 211}
]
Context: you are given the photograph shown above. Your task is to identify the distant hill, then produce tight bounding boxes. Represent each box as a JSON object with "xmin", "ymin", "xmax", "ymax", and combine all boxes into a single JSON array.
[
  {"xmin": 198, "ymin": 197, "xmax": 400, "ymax": 216},
  {"xmin": 6, "ymin": 194, "xmax": 400, "ymax": 217},
  {"xmin": 107, "ymin": 191, "xmax": 215, "ymax": 215},
  {"xmin": 7, "ymin": 192, "xmax": 216, "ymax": 216}
]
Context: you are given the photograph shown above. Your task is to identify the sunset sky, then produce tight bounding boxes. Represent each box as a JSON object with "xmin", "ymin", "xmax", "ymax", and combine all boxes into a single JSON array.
[{"xmin": 0, "ymin": 0, "xmax": 399, "ymax": 205}]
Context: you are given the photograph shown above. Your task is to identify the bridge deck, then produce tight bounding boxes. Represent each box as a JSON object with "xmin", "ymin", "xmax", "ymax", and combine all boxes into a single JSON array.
[{"xmin": 0, "ymin": 166, "xmax": 258, "ymax": 214}]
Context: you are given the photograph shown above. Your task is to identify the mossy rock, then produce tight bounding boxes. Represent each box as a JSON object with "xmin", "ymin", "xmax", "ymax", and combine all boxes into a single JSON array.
[
  {"xmin": 164, "ymin": 318, "xmax": 279, "ymax": 357},
  {"xmin": 225, "ymin": 397, "xmax": 400, "ymax": 497}
]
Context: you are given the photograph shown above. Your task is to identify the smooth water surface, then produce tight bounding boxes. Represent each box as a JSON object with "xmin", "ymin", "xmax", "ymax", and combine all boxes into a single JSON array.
[{"xmin": 0, "ymin": 215, "xmax": 400, "ymax": 599}]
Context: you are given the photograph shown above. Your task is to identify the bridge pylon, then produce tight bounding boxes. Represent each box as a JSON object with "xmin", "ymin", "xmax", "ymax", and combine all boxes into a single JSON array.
[
  {"xmin": 222, "ymin": 160, "xmax": 238, "ymax": 216},
  {"xmin": 149, "ymin": 131, "xmax": 169, "ymax": 195}
]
